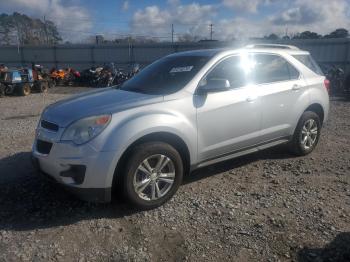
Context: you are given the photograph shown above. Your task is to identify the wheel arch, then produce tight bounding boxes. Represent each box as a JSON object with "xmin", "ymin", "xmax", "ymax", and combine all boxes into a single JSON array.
[
  {"xmin": 304, "ymin": 103, "xmax": 324, "ymax": 124},
  {"xmin": 112, "ymin": 131, "xmax": 191, "ymax": 190}
]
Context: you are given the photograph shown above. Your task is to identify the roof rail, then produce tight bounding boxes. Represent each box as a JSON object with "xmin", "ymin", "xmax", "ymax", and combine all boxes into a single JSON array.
[{"xmin": 245, "ymin": 44, "xmax": 300, "ymax": 50}]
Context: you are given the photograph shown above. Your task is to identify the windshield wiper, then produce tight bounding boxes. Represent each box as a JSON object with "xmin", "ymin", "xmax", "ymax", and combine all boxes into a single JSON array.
[{"xmin": 121, "ymin": 87, "xmax": 149, "ymax": 94}]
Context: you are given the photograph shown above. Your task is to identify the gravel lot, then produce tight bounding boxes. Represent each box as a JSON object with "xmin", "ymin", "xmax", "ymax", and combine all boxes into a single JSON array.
[{"xmin": 0, "ymin": 87, "xmax": 349, "ymax": 262}]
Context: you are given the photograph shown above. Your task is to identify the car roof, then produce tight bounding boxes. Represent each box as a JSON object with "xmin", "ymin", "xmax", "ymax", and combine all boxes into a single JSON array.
[
  {"xmin": 168, "ymin": 49, "xmax": 223, "ymax": 57},
  {"xmin": 168, "ymin": 45, "xmax": 309, "ymax": 58}
]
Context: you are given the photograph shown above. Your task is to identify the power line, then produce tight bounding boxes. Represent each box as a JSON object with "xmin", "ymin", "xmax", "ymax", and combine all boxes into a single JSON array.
[
  {"xmin": 46, "ymin": 14, "xmax": 213, "ymax": 27},
  {"xmin": 57, "ymin": 28, "xmax": 172, "ymax": 39},
  {"xmin": 56, "ymin": 26, "xmax": 222, "ymax": 42},
  {"xmin": 36, "ymin": 14, "xmax": 223, "ymax": 42}
]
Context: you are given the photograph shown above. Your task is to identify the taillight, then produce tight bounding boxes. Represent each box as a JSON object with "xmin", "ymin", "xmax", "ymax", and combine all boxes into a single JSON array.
[{"xmin": 324, "ymin": 79, "xmax": 330, "ymax": 93}]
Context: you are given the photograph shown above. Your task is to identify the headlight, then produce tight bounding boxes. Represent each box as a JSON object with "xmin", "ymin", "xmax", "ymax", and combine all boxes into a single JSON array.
[{"xmin": 61, "ymin": 114, "xmax": 111, "ymax": 145}]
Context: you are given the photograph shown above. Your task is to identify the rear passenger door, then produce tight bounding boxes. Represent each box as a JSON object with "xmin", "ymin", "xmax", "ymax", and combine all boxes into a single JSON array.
[{"xmin": 252, "ymin": 53, "xmax": 307, "ymax": 142}]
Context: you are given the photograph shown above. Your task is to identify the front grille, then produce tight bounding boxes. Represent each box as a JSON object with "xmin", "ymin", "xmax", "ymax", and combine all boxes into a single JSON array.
[
  {"xmin": 36, "ymin": 140, "xmax": 53, "ymax": 155},
  {"xmin": 41, "ymin": 120, "xmax": 59, "ymax": 132}
]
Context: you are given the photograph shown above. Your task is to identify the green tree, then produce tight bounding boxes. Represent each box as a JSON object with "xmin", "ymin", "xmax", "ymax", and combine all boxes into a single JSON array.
[
  {"xmin": 264, "ymin": 34, "xmax": 279, "ymax": 40},
  {"xmin": 324, "ymin": 28, "xmax": 349, "ymax": 39},
  {"xmin": 292, "ymin": 31, "xmax": 322, "ymax": 39},
  {"xmin": 0, "ymin": 12, "xmax": 61, "ymax": 45}
]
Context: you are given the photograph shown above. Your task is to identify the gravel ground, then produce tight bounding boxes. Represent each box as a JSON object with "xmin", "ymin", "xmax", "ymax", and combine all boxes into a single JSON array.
[{"xmin": 0, "ymin": 87, "xmax": 349, "ymax": 262}]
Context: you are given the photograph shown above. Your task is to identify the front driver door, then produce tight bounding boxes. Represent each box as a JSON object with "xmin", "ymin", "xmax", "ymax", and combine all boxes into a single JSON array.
[{"xmin": 195, "ymin": 55, "xmax": 262, "ymax": 162}]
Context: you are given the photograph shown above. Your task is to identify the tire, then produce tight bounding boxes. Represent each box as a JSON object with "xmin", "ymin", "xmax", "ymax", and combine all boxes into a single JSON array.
[
  {"xmin": 48, "ymin": 80, "xmax": 55, "ymax": 88},
  {"xmin": 66, "ymin": 78, "xmax": 74, "ymax": 87},
  {"xmin": 0, "ymin": 84, "xmax": 4, "ymax": 97},
  {"xmin": 51, "ymin": 79, "xmax": 57, "ymax": 88},
  {"xmin": 4, "ymin": 85, "xmax": 13, "ymax": 95},
  {"xmin": 57, "ymin": 79, "xmax": 64, "ymax": 86},
  {"xmin": 122, "ymin": 142, "xmax": 183, "ymax": 209},
  {"xmin": 38, "ymin": 81, "xmax": 49, "ymax": 93},
  {"xmin": 289, "ymin": 111, "xmax": 321, "ymax": 156},
  {"xmin": 18, "ymin": 83, "xmax": 31, "ymax": 96}
]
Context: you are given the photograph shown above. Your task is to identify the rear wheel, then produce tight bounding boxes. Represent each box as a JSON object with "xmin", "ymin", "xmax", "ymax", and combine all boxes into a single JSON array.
[
  {"xmin": 66, "ymin": 77, "xmax": 74, "ymax": 86},
  {"xmin": 4, "ymin": 85, "xmax": 13, "ymax": 95},
  {"xmin": 18, "ymin": 83, "xmax": 31, "ymax": 96},
  {"xmin": 289, "ymin": 111, "xmax": 321, "ymax": 156},
  {"xmin": 122, "ymin": 142, "xmax": 183, "ymax": 209},
  {"xmin": 38, "ymin": 81, "xmax": 49, "ymax": 93},
  {"xmin": 57, "ymin": 78, "xmax": 65, "ymax": 86}
]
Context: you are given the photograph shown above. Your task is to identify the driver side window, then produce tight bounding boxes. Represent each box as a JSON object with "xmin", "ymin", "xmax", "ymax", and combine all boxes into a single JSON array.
[{"xmin": 204, "ymin": 56, "xmax": 246, "ymax": 89}]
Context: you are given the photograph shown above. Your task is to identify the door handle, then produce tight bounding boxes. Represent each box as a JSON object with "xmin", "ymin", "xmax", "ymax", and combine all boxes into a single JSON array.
[{"xmin": 292, "ymin": 84, "xmax": 301, "ymax": 91}]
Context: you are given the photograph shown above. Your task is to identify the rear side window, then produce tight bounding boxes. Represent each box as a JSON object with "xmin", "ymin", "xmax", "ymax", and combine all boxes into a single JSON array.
[
  {"xmin": 253, "ymin": 54, "xmax": 300, "ymax": 84},
  {"xmin": 292, "ymin": 54, "xmax": 323, "ymax": 75},
  {"xmin": 287, "ymin": 63, "xmax": 300, "ymax": 79}
]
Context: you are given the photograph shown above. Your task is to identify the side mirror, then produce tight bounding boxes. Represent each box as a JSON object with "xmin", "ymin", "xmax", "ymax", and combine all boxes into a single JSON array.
[{"xmin": 198, "ymin": 79, "xmax": 231, "ymax": 94}]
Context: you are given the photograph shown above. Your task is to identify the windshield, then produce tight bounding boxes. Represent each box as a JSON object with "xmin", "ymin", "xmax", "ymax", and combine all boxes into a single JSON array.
[{"xmin": 119, "ymin": 55, "xmax": 211, "ymax": 95}]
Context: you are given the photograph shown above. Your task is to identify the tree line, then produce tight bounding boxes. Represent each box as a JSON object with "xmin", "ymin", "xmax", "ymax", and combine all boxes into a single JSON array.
[
  {"xmin": 0, "ymin": 12, "xmax": 61, "ymax": 45},
  {"xmin": 0, "ymin": 12, "xmax": 349, "ymax": 45},
  {"xmin": 264, "ymin": 28, "xmax": 349, "ymax": 40}
]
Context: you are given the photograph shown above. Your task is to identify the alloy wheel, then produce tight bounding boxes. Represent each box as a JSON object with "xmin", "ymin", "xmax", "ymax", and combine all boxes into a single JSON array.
[
  {"xmin": 133, "ymin": 154, "xmax": 175, "ymax": 201},
  {"xmin": 23, "ymin": 84, "xmax": 31, "ymax": 96},
  {"xmin": 300, "ymin": 119, "xmax": 318, "ymax": 150}
]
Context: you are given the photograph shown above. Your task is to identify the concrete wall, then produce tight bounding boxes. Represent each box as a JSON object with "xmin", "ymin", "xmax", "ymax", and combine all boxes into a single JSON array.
[{"xmin": 1, "ymin": 38, "xmax": 349, "ymax": 73}]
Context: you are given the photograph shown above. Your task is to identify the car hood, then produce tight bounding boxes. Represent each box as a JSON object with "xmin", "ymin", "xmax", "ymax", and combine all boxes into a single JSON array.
[{"xmin": 42, "ymin": 88, "xmax": 164, "ymax": 127}]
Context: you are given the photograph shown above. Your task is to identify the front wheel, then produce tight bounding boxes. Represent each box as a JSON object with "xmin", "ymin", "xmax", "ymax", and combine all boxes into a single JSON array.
[
  {"xmin": 289, "ymin": 111, "xmax": 321, "ymax": 156},
  {"xmin": 0, "ymin": 84, "xmax": 5, "ymax": 97},
  {"xmin": 18, "ymin": 83, "xmax": 31, "ymax": 96},
  {"xmin": 38, "ymin": 81, "xmax": 49, "ymax": 93},
  {"xmin": 122, "ymin": 142, "xmax": 183, "ymax": 209}
]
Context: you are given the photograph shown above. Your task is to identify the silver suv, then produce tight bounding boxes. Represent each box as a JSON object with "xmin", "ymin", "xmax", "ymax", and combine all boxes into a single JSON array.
[{"xmin": 32, "ymin": 44, "xmax": 329, "ymax": 209}]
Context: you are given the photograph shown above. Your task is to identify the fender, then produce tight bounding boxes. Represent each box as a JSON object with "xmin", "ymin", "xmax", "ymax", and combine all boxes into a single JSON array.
[
  {"xmin": 290, "ymin": 84, "xmax": 329, "ymax": 135},
  {"xmin": 306, "ymin": 76, "xmax": 329, "ymax": 123},
  {"xmin": 93, "ymin": 109, "xmax": 197, "ymax": 188},
  {"xmin": 308, "ymin": 86, "xmax": 329, "ymax": 123}
]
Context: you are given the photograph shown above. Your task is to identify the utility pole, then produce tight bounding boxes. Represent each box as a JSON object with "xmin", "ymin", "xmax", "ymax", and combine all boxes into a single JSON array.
[
  {"xmin": 16, "ymin": 31, "xmax": 20, "ymax": 55},
  {"xmin": 43, "ymin": 16, "xmax": 49, "ymax": 44},
  {"xmin": 14, "ymin": 20, "xmax": 21, "ymax": 55},
  {"xmin": 171, "ymin": 24, "xmax": 174, "ymax": 43},
  {"xmin": 209, "ymin": 23, "xmax": 213, "ymax": 40}
]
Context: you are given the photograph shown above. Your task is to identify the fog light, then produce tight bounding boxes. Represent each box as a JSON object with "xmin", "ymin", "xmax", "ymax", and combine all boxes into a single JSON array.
[{"xmin": 60, "ymin": 165, "xmax": 86, "ymax": 184}]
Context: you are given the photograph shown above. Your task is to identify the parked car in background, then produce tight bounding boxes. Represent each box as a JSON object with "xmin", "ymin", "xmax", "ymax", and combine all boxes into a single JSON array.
[{"xmin": 32, "ymin": 44, "xmax": 329, "ymax": 209}]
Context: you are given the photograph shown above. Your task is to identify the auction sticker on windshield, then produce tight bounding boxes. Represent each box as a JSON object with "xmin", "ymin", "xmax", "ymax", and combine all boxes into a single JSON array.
[{"xmin": 170, "ymin": 66, "xmax": 194, "ymax": 73}]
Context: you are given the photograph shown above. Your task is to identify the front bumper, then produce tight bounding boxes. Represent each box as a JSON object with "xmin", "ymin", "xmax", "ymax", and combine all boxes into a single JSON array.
[
  {"xmin": 32, "ymin": 155, "xmax": 111, "ymax": 202},
  {"xmin": 32, "ymin": 125, "xmax": 117, "ymax": 203},
  {"xmin": 31, "ymin": 150, "xmax": 113, "ymax": 203}
]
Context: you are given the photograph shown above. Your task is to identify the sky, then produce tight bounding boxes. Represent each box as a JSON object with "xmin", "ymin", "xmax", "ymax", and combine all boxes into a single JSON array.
[{"xmin": 1, "ymin": 0, "xmax": 350, "ymax": 42}]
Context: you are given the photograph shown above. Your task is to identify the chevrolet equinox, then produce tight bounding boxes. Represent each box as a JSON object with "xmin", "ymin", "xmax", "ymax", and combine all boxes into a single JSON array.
[{"xmin": 32, "ymin": 44, "xmax": 329, "ymax": 209}]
